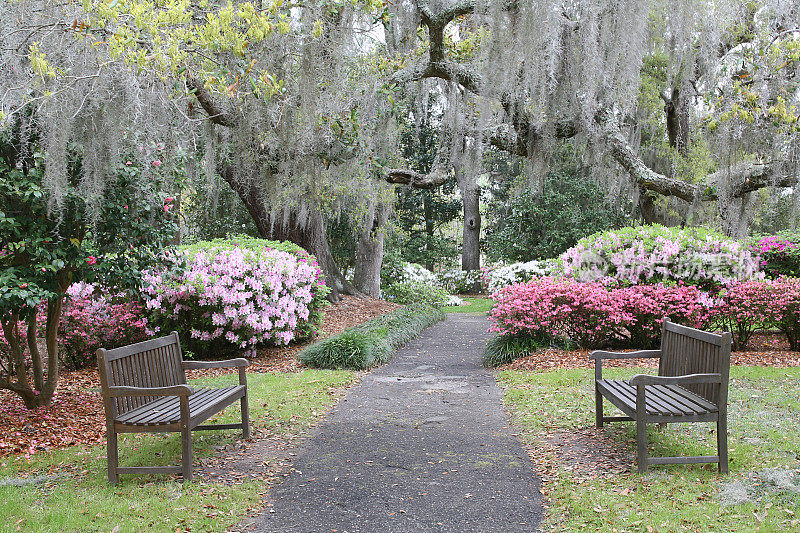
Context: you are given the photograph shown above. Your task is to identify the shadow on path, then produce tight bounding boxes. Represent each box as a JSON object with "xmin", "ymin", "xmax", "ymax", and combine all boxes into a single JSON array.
[{"xmin": 241, "ymin": 315, "xmax": 544, "ymax": 532}]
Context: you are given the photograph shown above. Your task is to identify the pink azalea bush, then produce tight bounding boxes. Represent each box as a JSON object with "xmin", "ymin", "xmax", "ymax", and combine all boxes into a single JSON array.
[
  {"xmin": 141, "ymin": 240, "xmax": 327, "ymax": 357},
  {"xmin": 707, "ymin": 279, "xmax": 783, "ymax": 351},
  {"xmin": 616, "ymin": 283, "xmax": 709, "ymax": 348},
  {"xmin": 59, "ymin": 282, "xmax": 149, "ymax": 369},
  {"xmin": 489, "ymin": 278, "xmax": 710, "ymax": 349},
  {"xmin": 561, "ymin": 225, "xmax": 760, "ymax": 286},
  {"xmin": 771, "ymin": 277, "xmax": 800, "ymax": 351},
  {"xmin": 488, "ymin": 277, "xmax": 633, "ymax": 348}
]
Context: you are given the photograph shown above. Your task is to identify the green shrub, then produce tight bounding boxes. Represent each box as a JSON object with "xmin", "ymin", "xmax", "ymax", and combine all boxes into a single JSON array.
[
  {"xmin": 181, "ymin": 234, "xmax": 308, "ymax": 258},
  {"xmin": 483, "ymin": 332, "xmax": 551, "ymax": 368},
  {"xmin": 300, "ymin": 304, "xmax": 444, "ymax": 370},
  {"xmin": 383, "ymin": 281, "xmax": 449, "ymax": 307}
]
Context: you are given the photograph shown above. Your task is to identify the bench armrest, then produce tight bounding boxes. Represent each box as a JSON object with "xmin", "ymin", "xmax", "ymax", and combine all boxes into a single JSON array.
[
  {"xmin": 107, "ymin": 385, "xmax": 194, "ymax": 397},
  {"xmin": 590, "ymin": 350, "xmax": 662, "ymax": 360},
  {"xmin": 182, "ymin": 358, "xmax": 249, "ymax": 369},
  {"xmin": 628, "ymin": 373, "xmax": 723, "ymax": 386}
]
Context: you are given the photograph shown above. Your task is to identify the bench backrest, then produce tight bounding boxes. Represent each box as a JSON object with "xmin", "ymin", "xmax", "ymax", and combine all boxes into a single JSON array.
[
  {"xmin": 659, "ymin": 319, "xmax": 732, "ymax": 405},
  {"xmin": 96, "ymin": 332, "xmax": 186, "ymax": 417}
]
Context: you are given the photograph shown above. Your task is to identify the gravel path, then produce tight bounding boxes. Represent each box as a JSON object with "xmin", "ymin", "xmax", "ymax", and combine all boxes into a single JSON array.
[{"xmin": 244, "ymin": 314, "xmax": 543, "ymax": 532}]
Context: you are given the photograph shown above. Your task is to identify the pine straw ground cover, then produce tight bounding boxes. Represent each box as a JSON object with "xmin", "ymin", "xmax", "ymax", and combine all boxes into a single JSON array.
[
  {"xmin": 0, "ymin": 296, "xmax": 398, "ymax": 457},
  {"xmin": 497, "ymin": 334, "xmax": 800, "ymax": 532}
]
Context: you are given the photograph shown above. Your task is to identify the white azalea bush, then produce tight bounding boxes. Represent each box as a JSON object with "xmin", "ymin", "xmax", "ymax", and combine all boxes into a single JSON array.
[
  {"xmin": 561, "ymin": 225, "xmax": 761, "ymax": 286},
  {"xmin": 485, "ymin": 260, "xmax": 559, "ymax": 292}
]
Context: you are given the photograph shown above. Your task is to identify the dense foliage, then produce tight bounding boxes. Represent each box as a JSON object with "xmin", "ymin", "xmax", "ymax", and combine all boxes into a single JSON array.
[
  {"xmin": 485, "ymin": 174, "xmax": 628, "ymax": 262},
  {"xmin": 141, "ymin": 237, "xmax": 328, "ymax": 357},
  {"xmin": 0, "ymin": 131, "xmax": 175, "ymax": 407},
  {"xmin": 382, "ymin": 281, "xmax": 449, "ymax": 308},
  {"xmin": 562, "ymin": 225, "xmax": 760, "ymax": 287}
]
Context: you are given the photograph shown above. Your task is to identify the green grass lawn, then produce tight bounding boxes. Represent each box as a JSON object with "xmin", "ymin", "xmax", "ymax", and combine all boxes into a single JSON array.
[
  {"xmin": 498, "ymin": 366, "xmax": 800, "ymax": 532},
  {"xmin": 444, "ymin": 296, "xmax": 494, "ymax": 314},
  {"xmin": 0, "ymin": 369, "xmax": 357, "ymax": 532}
]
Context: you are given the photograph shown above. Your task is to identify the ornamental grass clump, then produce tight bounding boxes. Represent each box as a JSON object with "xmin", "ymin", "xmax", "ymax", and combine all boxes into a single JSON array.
[
  {"xmin": 561, "ymin": 224, "xmax": 760, "ymax": 287},
  {"xmin": 141, "ymin": 238, "xmax": 328, "ymax": 357},
  {"xmin": 300, "ymin": 304, "xmax": 444, "ymax": 370}
]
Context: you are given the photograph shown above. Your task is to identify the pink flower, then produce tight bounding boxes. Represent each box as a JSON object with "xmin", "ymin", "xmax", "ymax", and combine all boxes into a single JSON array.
[
  {"xmin": 152, "ymin": 160, "xmax": 162, "ymax": 168},
  {"xmin": 86, "ymin": 256, "xmax": 97, "ymax": 265},
  {"xmin": 164, "ymin": 197, "xmax": 173, "ymax": 203}
]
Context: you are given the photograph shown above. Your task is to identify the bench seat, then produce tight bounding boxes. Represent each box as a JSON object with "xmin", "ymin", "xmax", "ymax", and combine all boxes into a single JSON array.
[
  {"xmin": 596, "ymin": 379, "xmax": 718, "ymax": 419},
  {"xmin": 115, "ymin": 386, "xmax": 246, "ymax": 428},
  {"xmin": 591, "ymin": 318, "xmax": 732, "ymax": 473}
]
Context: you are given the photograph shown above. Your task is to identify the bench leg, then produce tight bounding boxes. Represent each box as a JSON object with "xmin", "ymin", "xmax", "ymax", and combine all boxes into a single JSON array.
[
  {"xmin": 107, "ymin": 431, "xmax": 119, "ymax": 485},
  {"xmin": 717, "ymin": 415, "xmax": 729, "ymax": 474},
  {"xmin": 636, "ymin": 386, "xmax": 648, "ymax": 473},
  {"xmin": 180, "ymin": 398, "xmax": 192, "ymax": 482},
  {"xmin": 241, "ymin": 394, "xmax": 250, "ymax": 440},
  {"xmin": 595, "ymin": 389, "xmax": 603, "ymax": 428},
  {"xmin": 636, "ymin": 415, "xmax": 648, "ymax": 473}
]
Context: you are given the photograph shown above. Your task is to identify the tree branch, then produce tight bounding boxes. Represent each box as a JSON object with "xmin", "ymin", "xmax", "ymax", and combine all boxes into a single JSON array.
[
  {"xmin": 187, "ymin": 76, "xmax": 238, "ymax": 128},
  {"xmin": 386, "ymin": 168, "xmax": 453, "ymax": 188}
]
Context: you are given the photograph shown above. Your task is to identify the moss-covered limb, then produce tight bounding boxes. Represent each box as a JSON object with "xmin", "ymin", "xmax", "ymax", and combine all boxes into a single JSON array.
[{"xmin": 299, "ymin": 304, "xmax": 445, "ymax": 370}]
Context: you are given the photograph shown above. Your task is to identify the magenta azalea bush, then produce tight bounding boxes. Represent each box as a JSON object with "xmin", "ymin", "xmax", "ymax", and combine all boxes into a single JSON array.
[
  {"xmin": 750, "ymin": 233, "xmax": 800, "ymax": 278},
  {"xmin": 488, "ymin": 278, "xmax": 633, "ymax": 348},
  {"xmin": 59, "ymin": 282, "xmax": 149, "ymax": 369},
  {"xmin": 561, "ymin": 225, "xmax": 760, "ymax": 286},
  {"xmin": 490, "ymin": 277, "xmax": 727, "ymax": 349},
  {"xmin": 141, "ymin": 240, "xmax": 327, "ymax": 357}
]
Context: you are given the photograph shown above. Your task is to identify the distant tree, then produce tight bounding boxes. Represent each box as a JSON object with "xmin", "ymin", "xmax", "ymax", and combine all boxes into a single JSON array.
[{"xmin": 486, "ymin": 173, "xmax": 631, "ymax": 262}]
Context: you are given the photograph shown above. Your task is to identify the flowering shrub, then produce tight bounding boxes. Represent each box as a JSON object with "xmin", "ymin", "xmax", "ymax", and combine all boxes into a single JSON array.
[
  {"xmin": 489, "ymin": 278, "xmax": 711, "ymax": 349},
  {"xmin": 59, "ymin": 283, "xmax": 149, "ymax": 369},
  {"xmin": 617, "ymin": 283, "xmax": 709, "ymax": 348},
  {"xmin": 708, "ymin": 280, "xmax": 784, "ymax": 351},
  {"xmin": 750, "ymin": 233, "xmax": 800, "ymax": 278},
  {"xmin": 401, "ymin": 262, "xmax": 437, "ymax": 284},
  {"xmin": 436, "ymin": 268, "xmax": 483, "ymax": 294},
  {"xmin": 484, "ymin": 260, "xmax": 559, "ymax": 292},
  {"xmin": 141, "ymin": 239, "xmax": 328, "ymax": 357},
  {"xmin": 561, "ymin": 225, "xmax": 760, "ymax": 287},
  {"xmin": 489, "ymin": 277, "xmax": 633, "ymax": 348},
  {"xmin": 382, "ymin": 281, "xmax": 449, "ymax": 308},
  {"xmin": 771, "ymin": 277, "xmax": 800, "ymax": 351}
]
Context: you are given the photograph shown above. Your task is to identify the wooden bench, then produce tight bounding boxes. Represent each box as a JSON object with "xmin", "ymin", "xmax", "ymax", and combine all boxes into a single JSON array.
[
  {"xmin": 97, "ymin": 331, "xmax": 250, "ymax": 484},
  {"xmin": 591, "ymin": 318, "xmax": 732, "ymax": 473}
]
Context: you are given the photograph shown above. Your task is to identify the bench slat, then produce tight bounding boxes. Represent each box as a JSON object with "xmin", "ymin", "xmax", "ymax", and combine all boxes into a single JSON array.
[
  {"xmin": 599, "ymin": 380, "xmax": 715, "ymax": 417},
  {"xmin": 116, "ymin": 387, "xmax": 245, "ymax": 426}
]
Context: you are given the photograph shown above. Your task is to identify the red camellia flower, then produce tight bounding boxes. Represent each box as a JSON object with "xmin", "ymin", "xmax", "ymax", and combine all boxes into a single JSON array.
[
  {"xmin": 86, "ymin": 256, "xmax": 97, "ymax": 265},
  {"xmin": 20, "ymin": 283, "xmax": 27, "ymax": 289},
  {"xmin": 164, "ymin": 197, "xmax": 174, "ymax": 203}
]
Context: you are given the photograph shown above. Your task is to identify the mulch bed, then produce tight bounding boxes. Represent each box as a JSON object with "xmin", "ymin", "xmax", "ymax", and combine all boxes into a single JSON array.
[{"xmin": 0, "ymin": 296, "xmax": 399, "ymax": 458}]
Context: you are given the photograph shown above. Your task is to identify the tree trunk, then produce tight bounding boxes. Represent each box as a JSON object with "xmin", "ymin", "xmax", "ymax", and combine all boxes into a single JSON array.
[
  {"xmin": 423, "ymin": 194, "xmax": 435, "ymax": 270},
  {"xmin": 0, "ymin": 295, "xmax": 63, "ymax": 409},
  {"xmin": 353, "ymin": 203, "xmax": 389, "ymax": 298},
  {"xmin": 459, "ymin": 178, "xmax": 481, "ymax": 278},
  {"xmin": 638, "ymin": 188, "xmax": 660, "ymax": 225},
  {"xmin": 218, "ymin": 165, "xmax": 355, "ymax": 302}
]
